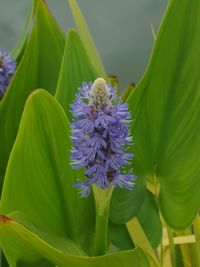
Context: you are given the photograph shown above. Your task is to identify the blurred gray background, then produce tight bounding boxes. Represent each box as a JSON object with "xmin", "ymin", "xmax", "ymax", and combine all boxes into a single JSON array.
[{"xmin": 0, "ymin": 0, "xmax": 168, "ymax": 88}]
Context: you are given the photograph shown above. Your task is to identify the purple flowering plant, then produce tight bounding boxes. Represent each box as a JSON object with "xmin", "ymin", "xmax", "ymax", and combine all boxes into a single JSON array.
[
  {"xmin": 0, "ymin": 49, "xmax": 16, "ymax": 99},
  {"xmin": 0, "ymin": 0, "xmax": 200, "ymax": 266},
  {"xmin": 69, "ymin": 78, "xmax": 137, "ymax": 255},
  {"xmin": 70, "ymin": 78, "xmax": 136, "ymax": 197}
]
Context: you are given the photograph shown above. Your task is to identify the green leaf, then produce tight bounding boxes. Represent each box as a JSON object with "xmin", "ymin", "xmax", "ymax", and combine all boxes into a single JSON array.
[
  {"xmin": 0, "ymin": 89, "xmax": 95, "ymax": 254},
  {"xmin": 0, "ymin": 251, "xmax": 9, "ymax": 267},
  {"xmin": 0, "ymin": 213, "xmax": 151, "ymax": 267},
  {"xmin": 106, "ymin": 76, "xmax": 119, "ymax": 96},
  {"xmin": 110, "ymin": 189, "xmax": 162, "ymax": 249},
  {"xmin": 137, "ymin": 192, "xmax": 162, "ymax": 249},
  {"xmin": 113, "ymin": 0, "xmax": 200, "ymax": 230},
  {"xmin": 0, "ymin": 212, "xmax": 85, "ymax": 267},
  {"xmin": 105, "ymin": 76, "xmax": 119, "ymax": 90},
  {"xmin": 122, "ymin": 83, "xmax": 136, "ymax": 102},
  {"xmin": 0, "ymin": 0, "xmax": 65, "ymax": 192},
  {"xmin": 55, "ymin": 29, "xmax": 98, "ymax": 119},
  {"xmin": 110, "ymin": 178, "xmax": 146, "ymax": 224},
  {"xmin": 109, "ymin": 222, "xmax": 134, "ymax": 250},
  {"xmin": 68, "ymin": 0, "xmax": 106, "ymax": 77},
  {"xmin": 11, "ymin": 0, "xmax": 37, "ymax": 62}
]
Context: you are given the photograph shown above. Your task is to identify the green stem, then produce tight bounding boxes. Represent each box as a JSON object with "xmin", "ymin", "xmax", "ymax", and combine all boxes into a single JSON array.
[
  {"xmin": 92, "ymin": 184, "xmax": 114, "ymax": 256},
  {"xmin": 193, "ymin": 215, "xmax": 200, "ymax": 266},
  {"xmin": 166, "ymin": 227, "xmax": 176, "ymax": 267},
  {"xmin": 126, "ymin": 217, "xmax": 161, "ymax": 267},
  {"xmin": 174, "ymin": 229, "xmax": 193, "ymax": 267}
]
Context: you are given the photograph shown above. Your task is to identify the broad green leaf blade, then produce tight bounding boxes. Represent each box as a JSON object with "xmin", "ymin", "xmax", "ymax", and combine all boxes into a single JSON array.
[
  {"xmin": 0, "ymin": 0, "xmax": 65, "ymax": 191},
  {"xmin": 110, "ymin": 190, "xmax": 162, "ymax": 249},
  {"xmin": 0, "ymin": 212, "xmax": 85, "ymax": 267},
  {"xmin": 68, "ymin": 0, "xmax": 106, "ymax": 77},
  {"xmin": 114, "ymin": 0, "xmax": 200, "ymax": 229},
  {"xmin": 110, "ymin": 178, "xmax": 146, "ymax": 224},
  {"xmin": 0, "ymin": 213, "xmax": 151, "ymax": 267},
  {"xmin": 0, "ymin": 251, "xmax": 9, "ymax": 267},
  {"xmin": 109, "ymin": 222, "xmax": 134, "ymax": 250},
  {"xmin": 11, "ymin": 0, "xmax": 37, "ymax": 62},
  {"xmin": 56, "ymin": 29, "xmax": 98, "ymax": 118},
  {"xmin": 0, "ymin": 89, "xmax": 95, "ymax": 254},
  {"xmin": 136, "ymin": 192, "xmax": 162, "ymax": 249}
]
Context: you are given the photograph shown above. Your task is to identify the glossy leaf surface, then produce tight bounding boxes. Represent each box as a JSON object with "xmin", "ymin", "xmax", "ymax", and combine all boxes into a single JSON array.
[
  {"xmin": 0, "ymin": 0, "xmax": 65, "ymax": 190},
  {"xmin": 0, "ymin": 213, "xmax": 151, "ymax": 267},
  {"xmin": 11, "ymin": 0, "xmax": 37, "ymax": 62},
  {"xmin": 0, "ymin": 89, "xmax": 152, "ymax": 266},
  {"xmin": 110, "ymin": 190, "xmax": 162, "ymax": 249},
  {"xmin": 0, "ymin": 90, "xmax": 95, "ymax": 255},
  {"xmin": 111, "ymin": 0, "xmax": 200, "ymax": 229},
  {"xmin": 56, "ymin": 29, "xmax": 98, "ymax": 119},
  {"xmin": 68, "ymin": 0, "xmax": 106, "ymax": 77}
]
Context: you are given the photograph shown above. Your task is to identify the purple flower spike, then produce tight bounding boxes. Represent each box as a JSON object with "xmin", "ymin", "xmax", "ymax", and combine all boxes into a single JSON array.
[
  {"xmin": 70, "ymin": 78, "xmax": 136, "ymax": 197},
  {"xmin": 0, "ymin": 48, "xmax": 16, "ymax": 98}
]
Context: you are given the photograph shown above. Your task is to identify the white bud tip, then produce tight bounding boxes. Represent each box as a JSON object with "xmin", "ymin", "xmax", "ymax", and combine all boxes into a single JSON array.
[
  {"xmin": 92, "ymin": 78, "xmax": 109, "ymax": 95},
  {"xmin": 91, "ymin": 78, "xmax": 111, "ymax": 109}
]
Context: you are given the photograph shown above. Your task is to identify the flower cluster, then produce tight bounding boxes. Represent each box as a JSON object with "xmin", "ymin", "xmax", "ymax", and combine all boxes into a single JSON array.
[
  {"xmin": 70, "ymin": 78, "xmax": 135, "ymax": 197},
  {"xmin": 0, "ymin": 49, "xmax": 16, "ymax": 98}
]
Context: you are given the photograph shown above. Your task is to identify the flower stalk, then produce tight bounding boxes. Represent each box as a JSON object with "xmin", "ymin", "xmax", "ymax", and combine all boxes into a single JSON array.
[{"xmin": 93, "ymin": 184, "xmax": 114, "ymax": 256}]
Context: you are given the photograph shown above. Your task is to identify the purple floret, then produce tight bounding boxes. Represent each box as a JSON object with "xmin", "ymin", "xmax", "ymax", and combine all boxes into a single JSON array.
[
  {"xmin": 0, "ymin": 48, "xmax": 16, "ymax": 97},
  {"xmin": 70, "ymin": 78, "xmax": 136, "ymax": 197}
]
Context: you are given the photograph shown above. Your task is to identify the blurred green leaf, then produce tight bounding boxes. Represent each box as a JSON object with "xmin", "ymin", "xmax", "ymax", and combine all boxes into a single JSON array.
[
  {"xmin": 106, "ymin": 76, "xmax": 119, "ymax": 95},
  {"xmin": 105, "ymin": 76, "xmax": 119, "ymax": 89},
  {"xmin": 0, "ymin": 89, "xmax": 95, "ymax": 255},
  {"xmin": 112, "ymin": 0, "xmax": 200, "ymax": 230},
  {"xmin": 0, "ymin": 212, "xmax": 151, "ymax": 267},
  {"xmin": 11, "ymin": 0, "xmax": 37, "ymax": 62},
  {"xmin": 122, "ymin": 83, "xmax": 135, "ymax": 101},
  {"xmin": 0, "ymin": 0, "xmax": 65, "ymax": 192},
  {"xmin": 68, "ymin": 0, "xmax": 106, "ymax": 78},
  {"xmin": 0, "ymin": 251, "xmax": 9, "ymax": 267},
  {"xmin": 56, "ymin": 29, "xmax": 98, "ymax": 119}
]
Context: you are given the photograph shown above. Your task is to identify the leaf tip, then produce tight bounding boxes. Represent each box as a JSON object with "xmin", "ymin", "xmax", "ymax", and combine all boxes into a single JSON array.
[
  {"xmin": 26, "ymin": 88, "xmax": 48, "ymax": 106},
  {"xmin": 68, "ymin": 28, "xmax": 78, "ymax": 37},
  {"xmin": 106, "ymin": 75, "xmax": 118, "ymax": 83},
  {"xmin": 38, "ymin": 0, "xmax": 46, "ymax": 3},
  {"xmin": 0, "ymin": 215, "xmax": 11, "ymax": 224},
  {"xmin": 68, "ymin": 0, "xmax": 75, "ymax": 6},
  {"xmin": 37, "ymin": 0, "xmax": 48, "ymax": 9}
]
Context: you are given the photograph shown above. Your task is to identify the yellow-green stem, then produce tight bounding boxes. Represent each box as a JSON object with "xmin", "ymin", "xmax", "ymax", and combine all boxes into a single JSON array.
[
  {"xmin": 126, "ymin": 217, "xmax": 161, "ymax": 267},
  {"xmin": 92, "ymin": 184, "xmax": 114, "ymax": 256},
  {"xmin": 193, "ymin": 215, "xmax": 200, "ymax": 266},
  {"xmin": 174, "ymin": 231, "xmax": 192, "ymax": 267},
  {"xmin": 166, "ymin": 227, "xmax": 176, "ymax": 267}
]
